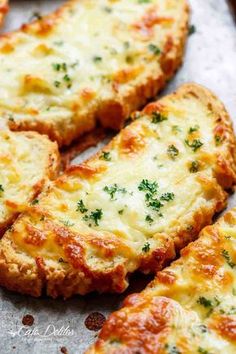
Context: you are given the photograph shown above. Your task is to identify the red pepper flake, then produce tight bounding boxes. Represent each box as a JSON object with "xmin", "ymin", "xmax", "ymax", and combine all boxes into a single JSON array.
[
  {"xmin": 84, "ymin": 312, "xmax": 106, "ymax": 331},
  {"xmin": 22, "ymin": 314, "xmax": 34, "ymax": 326},
  {"xmin": 60, "ymin": 347, "xmax": 68, "ymax": 354}
]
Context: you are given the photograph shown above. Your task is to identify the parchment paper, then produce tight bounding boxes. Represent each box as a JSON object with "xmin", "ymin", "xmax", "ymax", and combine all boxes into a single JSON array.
[{"xmin": 0, "ymin": 1, "xmax": 236, "ymax": 353}]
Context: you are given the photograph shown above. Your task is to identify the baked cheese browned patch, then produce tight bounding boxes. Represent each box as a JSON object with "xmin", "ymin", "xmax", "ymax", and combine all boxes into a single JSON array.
[
  {"xmin": 0, "ymin": 83, "xmax": 235, "ymax": 298},
  {"xmin": 0, "ymin": 0, "xmax": 8, "ymax": 26},
  {"xmin": 87, "ymin": 208, "xmax": 236, "ymax": 354},
  {"xmin": 0, "ymin": 129, "xmax": 59, "ymax": 236},
  {"xmin": 0, "ymin": 0, "xmax": 189, "ymax": 146}
]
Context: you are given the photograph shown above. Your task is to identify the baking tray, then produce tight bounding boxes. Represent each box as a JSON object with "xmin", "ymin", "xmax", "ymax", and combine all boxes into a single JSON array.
[{"xmin": 0, "ymin": 1, "xmax": 236, "ymax": 353}]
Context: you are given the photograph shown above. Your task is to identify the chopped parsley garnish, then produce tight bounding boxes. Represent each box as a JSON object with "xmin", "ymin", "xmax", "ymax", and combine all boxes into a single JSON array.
[
  {"xmin": 83, "ymin": 209, "xmax": 103, "ymax": 226},
  {"xmin": 151, "ymin": 112, "xmax": 167, "ymax": 124},
  {"xmin": 76, "ymin": 200, "xmax": 88, "ymax": 214},
  {"xmin": 215, "ymin": 135, "xmax": 223, "ymax": 146},
  {"xmin": 185, "ymin": 139, "xmax": 203, "ymax": 152},
  {"xmin": 93, "ymin": 56, "xmax": 102, "ymax": 62},
  {"xmin": 197, "ymin": 296, "xmax": 213, "ymax": 308},
  {"xmin": 142, "ymin": 242, "xmax": 150, "ymax": 252},
  {"xmin": 197, "ymin": 296, "xmax": 220, "ymax": 316},
  {"xmin": 198, "ymin": 324, "xmax": 208, "ymax": 333},
  {"xmin": 118, "ymin": 209, "xmax": 124, "ymax": 215},
  {"xmin": 160, "ymin": 192, "xmax": 175, "ymax": 202},
  {"xmin": 52, "ymin": 62, "xmax": 67, "ymax": 72},
  {"xmin": 138, "ymin": 179, "xmax": 158, "ymax": 194},
  {"xmin": 138, "ymin": 0, "xmax": 151, "ymax": 3},
  {"xmin": 99, "ymin": 151, "xmax": 111, "ymax": 161},
  {"xmin": 188, "ymin": 125, "xmax": 199, "ymax": 134},
  {"xmin": 172, "ymin": 125, "xmax": 181, "ymax": 133},
  {"xmin": 0, "ymin": 185, "xmax": 4, "ymax": 193},
  {"xmin": 54, "ymin": 80, "xmax": 61, "ymax": 88},
  {"xmin": 167, "ymin": 145, "xmax": 179, "ymax": 159},
  {"xmin": 138, "ymin": 180, "xmax": 173, "ymax": 216},
  {"xmin": 198, "ymin": 348, "xmax": 210, "ymax": 354},
  {"xmin": 103, "ymin": 6, "xmax": 112, "ymax": 13},
  {"xmin": 8, "ymin": 114, "xmax": 15, "ymax": 122},
  {"xmin": 189, "ymin": 24, "xmax": 196, "ymax": 35},
  {"xmin": 221, "ymin": 249, "xmax": 235, "ymax": 268},
  {"xmin": 147, "ymin": 197, "xmax": 163, "ymax": 212},
  {"xmin": 145, "ymin": 215, "xmax": 154, "ymax": 224},
  {"xmin": 31, "ymin": 199, "xmax": 39, "ymax": 205},
  {"xmin": 189, "ymin": 160, "xmax": 200, "ymax": 173},
  {"xmin": 103, "ymin": 184, "xmax": 127, "ymax": 200},
  {"xmin": 63, "ymin": 74, "xmax": 72, "ymax": 88},
  {"xmin": 148, "ymin": 44, "xmax": 161, "ymax": 55},
  {"xmin": 164, "ymin": 344, "xmax": 181, "ymax": 354}
]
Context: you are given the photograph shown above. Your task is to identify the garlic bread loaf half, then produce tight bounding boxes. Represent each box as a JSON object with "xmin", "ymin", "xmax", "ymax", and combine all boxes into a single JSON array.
[
  {"xmin": 0, "ymin": 0, "xmax": 189, "ymax": 146},
  {"xmin": 0, "ymin": 129, "xmax": 59, "ymax": 236},
  {"xmin": 88, "ymin": 208, "xmax": 236, "ymax": 354},
  {"xmin": 0, "ymin": 0, "xmax": 8, "ymax": 26},
  {"xmin": 0, "ymin": 83, "xmax": 235, "ymax": 298}
]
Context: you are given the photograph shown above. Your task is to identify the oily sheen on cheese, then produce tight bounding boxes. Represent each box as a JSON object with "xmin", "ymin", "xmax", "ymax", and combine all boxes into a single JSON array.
[
  {"xmin": 0, "ymin": 0, "xmax": 189, "ymax": 146},
  {"xmin": 0, "ymin": 129, "xmax": 59, "ymax": 236},
  {"xmin": 0, "ymin": 84, "xmax": 235, "ymax": 298},
  {"xmin": 88, "ymin": 208, "xmax": 236, "ymax": 354}
]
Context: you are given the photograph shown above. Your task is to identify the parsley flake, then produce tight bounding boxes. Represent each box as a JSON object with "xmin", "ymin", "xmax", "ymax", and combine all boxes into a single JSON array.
[
  {"xmin": 138, "ymin": 179, "xmax": 158, "ymax": 194},
  {"xmin": 142, "ymin": 242, "xmax": 150, "ymax": 252},
  {"xmin": 99, "ymin": 151, "xmax": 111, "ymax": 161},
  {"xmin": 167, "ymin": 145, "xmax": 179, "ymax": 159},
  {"xmin": 103, "ymin": 184, "xmax": 127, "ymax": 200},
  {"xmin": 185, "ymin": 139, "xmax": 203, "ymax": 152},
  {"xmin": 83, "ymin": 209, "xmax": 103, "ymax": 226},
  {"xmin": 189, "ymin": 160, "xmax": 200, "ymax": 173},
  {"xmin": 76, "ymin": 200, "xmax": 88, "ymax": 214},
  {"xmin": 221, "ymin": 249, "xmax": 235, "ymax": 268},
  {"xmin": 152, "ymin": 112, "xmax": 167, "ymax": 124},
  {"xmin": 148, "ymin": 44, "xmax": 161, "ymax": 55}
]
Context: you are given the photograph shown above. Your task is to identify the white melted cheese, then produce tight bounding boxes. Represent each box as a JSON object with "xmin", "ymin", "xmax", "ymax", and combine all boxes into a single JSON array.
[
  {"xmin": 0, "ymin": 0, "xmax": 187, "ymax": 142},
  {"xmin": 33, "ymin": 93, "xmax": 220, "ymax": 264}
]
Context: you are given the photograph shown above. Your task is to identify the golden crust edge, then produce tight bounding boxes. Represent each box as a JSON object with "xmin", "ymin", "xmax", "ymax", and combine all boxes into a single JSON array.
[{"xmin": 0, "ymin": 130, "xmax": 60, "ymax": 237}]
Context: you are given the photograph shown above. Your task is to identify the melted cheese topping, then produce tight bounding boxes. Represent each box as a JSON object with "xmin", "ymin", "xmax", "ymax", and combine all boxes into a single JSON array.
[
  {"xmin": 0, "ymin": 129, "xmax": 58, "ymax": 232},
  {"xmin": 89, "ymin": 209, "xmax": 236, "ymax": 354},
  {"xmin": 1, "ymin": 84, "xmax": 234, "ymax": 298},
  {"xmin": 0, "ymin": 0, "xmax": 188, "ymax": 145}
]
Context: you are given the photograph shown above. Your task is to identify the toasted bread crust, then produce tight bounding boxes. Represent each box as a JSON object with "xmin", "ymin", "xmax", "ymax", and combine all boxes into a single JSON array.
[
  {"xmin": 88, "ymin": 207, "xmax": 236, "ymax": 354},
  {"xmin": 0, "ymin": 0, "xmax": 189, "ymax": 146},
  {"xmin": 0, "ymin": 84, "xmax": 235, "ymax": 299},
  {"xmin": 0, "ymin": 130, "xmax": 60, "ymax": 237}
]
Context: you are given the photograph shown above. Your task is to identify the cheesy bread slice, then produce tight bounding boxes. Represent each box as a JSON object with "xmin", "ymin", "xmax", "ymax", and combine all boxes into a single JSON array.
[
  {"xmin": 88, "ymin": 208, "xmax": 236, "ymax": 354},
  {"xmin": 0, "ymin": 83, "xmax": 235, "ymax": 298},
  {"xmin": 0, "ymin": 129, "xmax": 59, "ymax": 236},
  {"xmin": 0, "ymin": 0, "xmax": 189, "ymax": 146},
  {"xmin": 0, "ymin": 0, "xmax": 8, "ymax": 26}
]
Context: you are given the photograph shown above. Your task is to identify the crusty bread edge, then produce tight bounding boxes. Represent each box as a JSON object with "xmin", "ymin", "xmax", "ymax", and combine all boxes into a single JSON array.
[{"xmin": 0, "ymin": 130, "xmax": 60, "ymax": 237}]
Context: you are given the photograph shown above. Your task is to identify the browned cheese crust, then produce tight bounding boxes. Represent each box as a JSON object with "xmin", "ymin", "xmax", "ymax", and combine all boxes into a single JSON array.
[
  {"xmin": 0, "ymin": 0, "xmax": 189, "ymax": 146},
  {"xmin": 0, "ymin": 83, "xmax": 235, "ymax": 299},
  {"xmin": 88, "ymin": 208, "xmax": 236, "ymax": 354}
]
